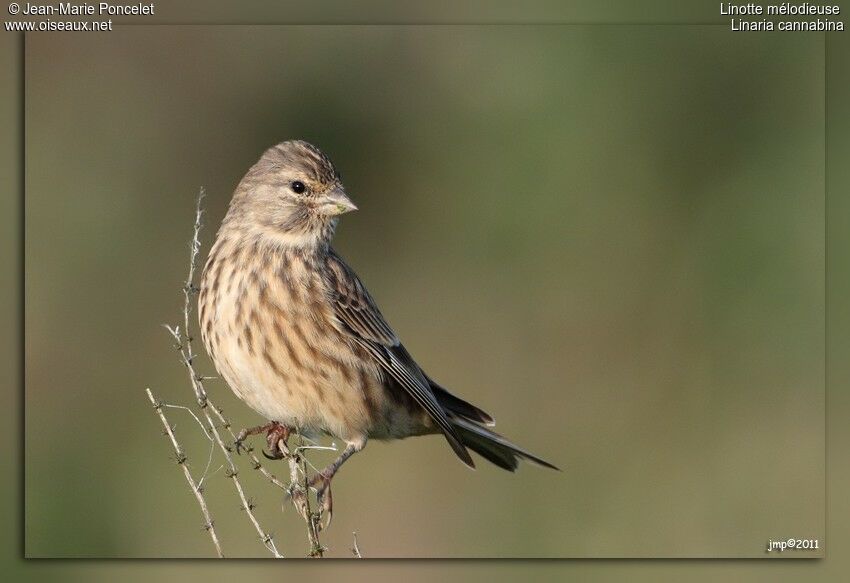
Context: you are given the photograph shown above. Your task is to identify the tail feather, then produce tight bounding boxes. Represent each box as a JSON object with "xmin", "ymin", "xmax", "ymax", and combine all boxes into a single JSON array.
[
  {"xmin": 428, "ymin": 376, "xmax": 495, "ymax": 426},
  {"xmin": 451, "ymin": 417, "xmax": 560, "ymax": 472}
]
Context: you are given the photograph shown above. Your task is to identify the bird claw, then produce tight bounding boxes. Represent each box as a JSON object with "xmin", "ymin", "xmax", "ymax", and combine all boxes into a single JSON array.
[
  {"xmin": 264, "ymin": 423, "xmax": 291, "ymax": 460},
  {"xmin": 315, "ymin": 475, "xmax": 334, "ymax": 531},
  {"xmin": 262, "ymin": 448, "xmax": 285, "ymax": 460},
  {"xmin": 233, "ymin": 421, "xmax": 290, "ymax": 458},
  {"xmin": 283, "ymin": 472, "xmax": 334, "ymax": 531}
]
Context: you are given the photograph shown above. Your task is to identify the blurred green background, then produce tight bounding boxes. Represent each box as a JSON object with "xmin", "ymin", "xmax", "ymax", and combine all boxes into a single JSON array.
[{"xmin": 22, "ymin": 25, "xmax": 824, "ymax": 558}]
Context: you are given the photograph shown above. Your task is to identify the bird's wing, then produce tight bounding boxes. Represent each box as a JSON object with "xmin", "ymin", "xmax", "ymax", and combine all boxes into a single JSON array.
[{"xmin": 325, "ymin": 251, "xmax": 474, "ymax": 468}]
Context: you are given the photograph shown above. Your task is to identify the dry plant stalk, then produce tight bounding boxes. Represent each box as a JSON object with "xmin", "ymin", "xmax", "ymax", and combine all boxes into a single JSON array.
[
  {"xmin": 145, "ymin": 387, "xmax": 224, "ymax": 558},
  {"xmin": 146, "ymin": 188, "xmax": 333, "ymax": 558},
  {"xmin": 351, "ymin": 531, "xmax": 363, "ymax": 558}
]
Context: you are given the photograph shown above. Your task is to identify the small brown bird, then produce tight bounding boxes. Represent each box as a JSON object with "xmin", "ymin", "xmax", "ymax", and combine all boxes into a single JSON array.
[{"xmin": 199, "ymin": 140, "xmax": 557, "ymax": 513}]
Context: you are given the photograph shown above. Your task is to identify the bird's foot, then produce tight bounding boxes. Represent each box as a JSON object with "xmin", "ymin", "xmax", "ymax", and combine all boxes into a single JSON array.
[
  {"xmin": 233, "ymin": 421, "xmax": 290, "ymax": 458},
  {"xmin": 284, "ymin": 441, "xmax": 361, "ymax": 532},
  {"xmin": 283, "ymin": 469, "xmax": 335, "ymax": 531},
  {"xmin": 310, "ymin": 471, "xmax": 334, "ymax": 531},
  {"xmin": 262, "ymin": 423, "xmax": 292, "ymax": 460}
]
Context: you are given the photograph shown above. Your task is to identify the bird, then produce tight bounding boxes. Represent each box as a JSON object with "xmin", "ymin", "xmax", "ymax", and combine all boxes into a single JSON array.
[{"xmin": 198, "ymin": 140, "xmax": 558, "ymax": 519}]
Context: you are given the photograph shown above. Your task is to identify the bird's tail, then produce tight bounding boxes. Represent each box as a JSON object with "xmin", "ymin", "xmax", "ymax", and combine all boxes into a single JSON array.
[{"xmin": 450, "ymin": 417, "xmax": 560, "ymax": 472}]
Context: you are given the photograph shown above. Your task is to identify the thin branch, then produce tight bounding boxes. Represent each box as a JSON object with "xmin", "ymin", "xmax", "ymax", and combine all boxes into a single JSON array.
[
  {"xmin": 145, "ymin": 388, "xmax": 224, "ymax": 558},
  {"xmin": 163, "ymin": 403, "xmax": 212, "ymax": 439},
  {"xmin": 351, "ymin": 532, "xmax": 363, "ymax": 558},
  {"xmin": 209, "ymin": 402, "xmax": 326, "ymax": 555},
  {"xmin": 160, "ymin": 402, "xmax": 219, "ymax": 487},
  {"xmin": 183, "ymin": 188, "xmax": 207, "ymax": 407},
  {"xmin": 196, "ymin": 437, "xmax": 218, "ymax": 490},
  {"xmin": 284, "ymin": 434, "xmax": 325, "ymax": 557},
  {"xmin": 166, "ymin": 188, "xmax": 283, "ymax": 558},
  {"xmin": 201, "ymin": 405, "xmax": 283, "ymax": 558}
]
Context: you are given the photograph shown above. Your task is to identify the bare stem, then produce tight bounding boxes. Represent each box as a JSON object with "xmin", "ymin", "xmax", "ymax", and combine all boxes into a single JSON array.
[
  {"xmin": 283, "ymin": 434, "xmax": 325, "ymax": 557},
  {"xmin": 182, "ymin": 187, "xmax": 208, "ymax": 407},
  {"xmin": 351, "ymin": 532, "xmax": 362, "ymax": 558},
  {"xmin": 145, "ymin": 388, "xmax": 224, "ymax": 558},
  {"xmin": 201, "ymin": 404, "xmax": 283, "ymax": 558}
]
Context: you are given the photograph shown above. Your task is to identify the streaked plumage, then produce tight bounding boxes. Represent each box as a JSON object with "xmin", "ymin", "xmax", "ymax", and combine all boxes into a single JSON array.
[{"xmin": 199, "ymin": 140, "xmax": 557, "ymax": 502}]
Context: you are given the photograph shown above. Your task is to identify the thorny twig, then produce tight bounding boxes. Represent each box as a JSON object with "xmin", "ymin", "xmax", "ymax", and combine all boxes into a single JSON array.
[
  {"xmin": 145, "ymin": 388, "xmax": 224, "ymax": 558},
  {"xmin": 284, "ymin": 432, "xmax": 325, "ymax": 557},
  {"xmin": 183, "ymin": 187, "xmax": 207, "ymax": 407},
  {"xmin": 203, "ymin": 402, "xmax": 283, "ymax": 557},
  {"xmin": 351, "ymin": 532, "xmax": 362, "ymax": 558},
  {"xmin": 164, "ymin": 189, "xmax": 283, "ymax": 558}
]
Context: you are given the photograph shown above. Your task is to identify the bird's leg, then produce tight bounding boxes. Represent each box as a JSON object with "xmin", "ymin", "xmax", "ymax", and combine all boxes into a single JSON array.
[
  {"xmin": 306, "ymin": 439, "xmax": 365, "ymax": 529},
  {"xmin": 233, "ymin": 421, "xmax": 290, "ymax": 457}
]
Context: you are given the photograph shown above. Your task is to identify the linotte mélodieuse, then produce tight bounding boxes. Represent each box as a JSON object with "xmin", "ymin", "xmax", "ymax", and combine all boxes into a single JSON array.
[{"xmin": 721, "ymin": 2, "xmax": 843, "ymax": 30}]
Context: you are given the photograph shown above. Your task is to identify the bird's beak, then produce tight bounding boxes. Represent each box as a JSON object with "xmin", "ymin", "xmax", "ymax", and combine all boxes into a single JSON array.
[{"xmin": 317, "ymin": 186, "xmax": 358, "ymax": 216}]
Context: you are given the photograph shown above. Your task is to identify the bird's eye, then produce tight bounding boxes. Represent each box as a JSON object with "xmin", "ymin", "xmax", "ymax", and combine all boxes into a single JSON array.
[{"xmin": 290, "ymin": 181, "xmax": 306, "ymax": 194}]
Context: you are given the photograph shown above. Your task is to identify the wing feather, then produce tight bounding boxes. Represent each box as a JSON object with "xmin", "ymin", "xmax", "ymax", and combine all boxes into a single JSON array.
[{"xmin": 325, "ymin": 251, "xmax": 473, "ymax": 467}]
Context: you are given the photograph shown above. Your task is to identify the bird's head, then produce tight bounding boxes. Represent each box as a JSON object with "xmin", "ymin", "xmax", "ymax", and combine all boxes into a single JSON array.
[{"xmin": 226, "ymin": 140, "xmax": 357, "ymax": 249}]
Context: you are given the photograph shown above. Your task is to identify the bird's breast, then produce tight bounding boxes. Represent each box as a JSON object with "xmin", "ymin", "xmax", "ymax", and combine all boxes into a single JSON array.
[{"xmin": 198, "ymin": 240, "xmax": 385, "ymax": 439}]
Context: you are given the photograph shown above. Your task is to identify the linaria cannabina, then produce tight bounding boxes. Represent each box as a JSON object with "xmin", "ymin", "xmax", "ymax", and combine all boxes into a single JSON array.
[{"xmin": 199, "ymin": 140, "xmax": 557, "ymax": 514}]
